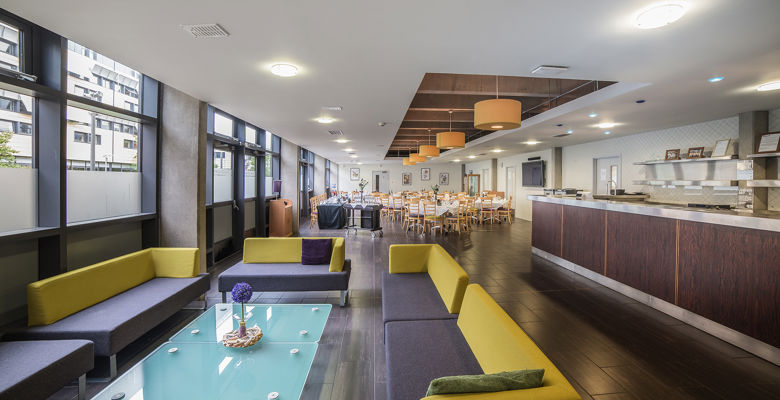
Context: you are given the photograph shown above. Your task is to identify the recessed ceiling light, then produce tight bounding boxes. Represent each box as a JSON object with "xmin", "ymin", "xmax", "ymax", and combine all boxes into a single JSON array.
[
  {"xmin": 453, "ymin": 159, "xmax": 461, "ymax": 162},
  {"xmin": 491, "ymin": 149, "xmax": 503, "ymax": 153},
  {"xmin": 525, "ymin": 141, "xmax": 540, "ymax": 145},
  {"xmin": 490, "ymin": 125, "xmax": 504, "ymax": 129},
  {"xmin": 597, "ymin": 122, "xmax": 616, "ymax": 129},
  {"xmin": 350, "ymin": 155, "xmax": 358, "ymax": 158},
  {"xmin": 634, "ymin": 2, "xmax": 686, "ymax": 29},
  {"xmin": 567, "ymin": 129, "xmax": 574, "ymax": 134},
  {"xmin": 335, "ymin": 139, "xmax": 350, "ymax": 144},
  {"xmin": 708, "ymin": 76, "xmax": 724, "ymax": 83},
  {"xmin": 467, "ymin": 155, "xmax": 476, "ymax": 159},
  {"xmin": 270, "ymin": 63, "xmax": 298, "ymax": 77},
  {"xmin": 604, "ymin": 131, "xmax": 612, "ymax": 135},
  {"xmin": 757, "ymin": 81, "xmax": 780, "ymax": 91},
  {"xmin": 588, "ymin": 113, "xmax": 598, "ymax": 118},
  {"xmin": 357, "ymin": 162, "xmax": 363, "ymax": 165},
  {"xmin": 315, "ymin": 117, "xmax": 335, "ymax": 124},
  {"xmin": 344, "ymin": 148, "xmax": 354, "ymax": 152}
]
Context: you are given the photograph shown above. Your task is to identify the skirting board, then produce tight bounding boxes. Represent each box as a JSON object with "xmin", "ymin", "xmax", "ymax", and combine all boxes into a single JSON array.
[{"xmin": 532, "ymin": 247, "xmax": 780, "ymax": 366}]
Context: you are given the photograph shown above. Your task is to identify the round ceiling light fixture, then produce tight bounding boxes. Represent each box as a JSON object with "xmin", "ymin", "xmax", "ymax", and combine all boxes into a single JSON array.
[
  {"xmin": 604, "ymin": 131, "xmax": 612, "ymax": 135},
  {"xmin": 597, "ymin": 122, "xmax": 616, "ymax": 129},
  {"xmin": 315, "ymin": 117, "xmax": 335, "ymax": 124},
  {"xmin": 419, "ymin": 129, "xmax": 440, "ymax": 157},
  {"xmin": 525, "ymin": 140, "xmax": 540, "ymax": 145},
  {"xmin": 437, "ymin": 110, "xmax": 466, "ymax": 149},
  {"xmin": 588, "ymin": 113, "xmax": 598, "ymax": 118},
  {"xmin": 708, "ymin": 76, "xmax": 724, "ymax": 83},
  {"xmin": 757, "ymin": 81, "xmax": 780, "ymax": 92},
  {"xmin": 634, "ymin": 2, "xmax": 687, "ymax": 29},
  {"xmin": 270, "ymin": 63, "xmax": 299, "ymax": 77},
  {"xmin": 467, "ymin": 155, "xmax": 477, "ymax": 159},
  {"xmin": 335, "ymin": 139, "xmax": 350, "ymax": 144},
  {"xmin": 474, "ymin": 76, "xmax": 522, "ymax": 130}
]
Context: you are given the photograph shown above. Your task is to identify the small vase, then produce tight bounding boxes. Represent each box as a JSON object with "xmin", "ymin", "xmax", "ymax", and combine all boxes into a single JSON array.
[{"xmin": 238, "ymin": 320, "xmax": 247, "ymax": 338}]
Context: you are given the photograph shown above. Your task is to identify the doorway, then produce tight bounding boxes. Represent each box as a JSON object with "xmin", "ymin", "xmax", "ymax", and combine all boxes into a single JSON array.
[
  {"xmin": 465, "ymin": 174, "xmax": 481, "ymax": 196},
  {"xmin": 372, "ymin": 171, "xmax": 389, "ymax": 193},
  {"xmin": 506, "ymin": 166, "xmax": 516, "ymax": 203},
  {"xmin": 594, "ymin": 156, "xmax": 621, "ymax": 195}
]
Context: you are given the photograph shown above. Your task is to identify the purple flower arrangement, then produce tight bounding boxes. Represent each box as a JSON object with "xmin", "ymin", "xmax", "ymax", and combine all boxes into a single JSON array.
[{"xmin": 231, "ymin": 282, "xmax": 253, "ymax": 324}]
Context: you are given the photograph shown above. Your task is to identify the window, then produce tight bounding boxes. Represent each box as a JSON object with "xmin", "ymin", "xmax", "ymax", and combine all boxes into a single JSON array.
[
  {"xmin": 214, "ymin": 112, "xmax": 233, "ymax": 137},
  {"xmin": 66, "ymin": 106, "xmax": 138, "ymax": 171},
  {"xmin": 67, "ymin": 40, "xmax": 141, "ymax": 110},
  {"xmin": 245, "ymin": 125, "xmax": 257, "ymax": 144},
  {"xmin": 213, "ymin": 148, "xmax": 233, "ymax": 202},
  {"xmin": 0, "ymin": 21, "xmax": 20, "ymax": 73},
  {"xmin": 244, "ymin": 156, "xmax": 256, "ymax": 198},
  {"xmin": 0, "ymin": 89, "xmax": 33, "ymax": 168},
  {"xmin": 74, "ymin": 132, "xmax": 101, "ymax": 145}
]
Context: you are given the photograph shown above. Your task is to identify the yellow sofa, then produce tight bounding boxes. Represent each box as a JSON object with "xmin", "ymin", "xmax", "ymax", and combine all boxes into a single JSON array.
[
  {"xmin": 218, "ymin": 237, "xmax": 351, "ymax": 306},
  {"xmin": 7, "ymin": 248, "xmax": 207, "ymax": 378},
  {"xmin": 384, "ymin": 283, "xmax": 581, "ymax": 400}
]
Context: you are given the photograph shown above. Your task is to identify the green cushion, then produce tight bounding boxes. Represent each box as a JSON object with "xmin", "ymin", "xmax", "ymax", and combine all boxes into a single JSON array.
[{"xmin": 425, "ymin": 369, "xmax": 545, "ymax": 396}]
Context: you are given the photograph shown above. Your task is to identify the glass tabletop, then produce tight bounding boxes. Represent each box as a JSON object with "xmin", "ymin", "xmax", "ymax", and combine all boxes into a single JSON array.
[
  {"xmin": 170, "ymin": 303, "xmax": 332, "ymax": 343},
  {"xmin": 92, "ymin": 342, "xmax": 318, "ymax": 400}
]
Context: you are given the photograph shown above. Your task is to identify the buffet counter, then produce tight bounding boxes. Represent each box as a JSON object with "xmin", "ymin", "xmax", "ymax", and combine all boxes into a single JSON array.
[{"xmin": 528, "ymin": 195, "xmax": 780, "ymax": 364}]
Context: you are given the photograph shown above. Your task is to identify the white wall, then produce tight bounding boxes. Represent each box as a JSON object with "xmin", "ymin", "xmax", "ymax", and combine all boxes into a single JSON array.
[
  {"xmin": 339, "ymin": 162, "xmax": 462, "ymax": 193},
  {"xmin": 562, "ymin": 116, "xmax": 740, "ymax": 205},
  {"xmin": 497, "ymin": 149, "xmax": 556, "ymax": 221},
  {"xmin": 314, "ymin": 155, "xmax": 326, "ymax": 196},
  {"xmin": 464, "ymin": 159, "xmax": 493, "ymax": 191}
]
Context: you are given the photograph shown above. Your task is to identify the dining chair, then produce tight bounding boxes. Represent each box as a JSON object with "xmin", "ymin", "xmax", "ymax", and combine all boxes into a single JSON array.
[
  {"xmin": 404, "ymin": 201, "xmax": 423, "ymax": 233},
  {"xmin": 445, "ymin": 202, "xmax": 468, "ymax": 234},
  {"xmin": 391, "ymin": 197, "xmax": 405, "ymax": 222},
  {"xmin": 380, "ymin": 196, "xmax": 392, "ymax": 219},
  {"xmin": 497, "ymin": 196, "xmax": 513, "ymax": 224},
  {"xmin": 480, "ymin": 198, "xmax": 496, "ymax": 225},
  {"xmin": 423, "ymin": 201, "xmax": 444, "ymax": 236}
]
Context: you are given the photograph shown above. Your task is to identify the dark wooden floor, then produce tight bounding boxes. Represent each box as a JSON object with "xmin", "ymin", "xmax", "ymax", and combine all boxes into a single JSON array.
[{"xmin": 54, "ymin": 218, "xmax": 780, "ymax": 400}]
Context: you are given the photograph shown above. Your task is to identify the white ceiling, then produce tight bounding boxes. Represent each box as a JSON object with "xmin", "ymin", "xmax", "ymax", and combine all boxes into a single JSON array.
[{"xmin": 5, "ymin": 0, "xmax": 780, "ymax": 164}]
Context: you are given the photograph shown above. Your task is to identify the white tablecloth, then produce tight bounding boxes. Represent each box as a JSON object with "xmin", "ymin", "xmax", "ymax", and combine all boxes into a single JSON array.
[{"xmin": 474, "ymin": 198, "xmax": 506, "ymax": 210}]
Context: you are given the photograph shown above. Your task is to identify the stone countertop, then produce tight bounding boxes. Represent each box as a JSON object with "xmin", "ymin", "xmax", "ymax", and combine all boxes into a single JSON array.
[{"xmin": 528, "ymin": 195, "xmax": 780, "ymax": 232}]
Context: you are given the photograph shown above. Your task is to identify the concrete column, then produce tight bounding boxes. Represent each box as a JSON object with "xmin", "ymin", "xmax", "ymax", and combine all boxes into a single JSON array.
[
  {"xmin": 552, "ymin": 147, "xmax": 563, "ymax": 188},
  {"xmin": 159, "ymin": 85, "xmax": 207, "ymax": 272},
  {"xmin": 314, "ymin": 155, "xmax": 325, "ymax": 196},
  {"xmin": 490, "ymin": 159, "xmax": 498, "ymax": 190},
  {"xmin": 738, "ymin": 111, "xmax": 769, "ymax": 210},
  {"xmin": 280, "ymin": 138, "xmax": 300, "ymax": 234}
]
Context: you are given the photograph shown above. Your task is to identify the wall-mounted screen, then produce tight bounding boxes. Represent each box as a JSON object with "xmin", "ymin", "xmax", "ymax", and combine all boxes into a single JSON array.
[{"xmin": 522, "ymin": 160, "xmax": 545, "ymax": 187}]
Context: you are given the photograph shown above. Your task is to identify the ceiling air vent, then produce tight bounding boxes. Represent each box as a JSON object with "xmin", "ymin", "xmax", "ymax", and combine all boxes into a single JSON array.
[
  {"xmin": 553, "ymin": 133, "xmax": 572, "ymax": 138},
  {"xmin": 531, "ymin": 65, "xmax": 569, "ymax": 76},
  {"xmin": 181, "ymin": 24, "xmax": 229, "ymax": 38},
  {"xmin": 328, "ymin": 130, "xmax": 344, "ymax": 136}
]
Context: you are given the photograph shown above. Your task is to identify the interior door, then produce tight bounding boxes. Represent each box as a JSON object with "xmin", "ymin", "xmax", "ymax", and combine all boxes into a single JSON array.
[
  {"xmin": 594, "ymin": 156, "xmax": 621, "ymax": 195},
  {"xmin": 466, "ymin": 174, "xmax": 480, "ymax": 196},
  {"xmin": 372, "ymin": 171, "xmax": 389, "ymax": 193}
]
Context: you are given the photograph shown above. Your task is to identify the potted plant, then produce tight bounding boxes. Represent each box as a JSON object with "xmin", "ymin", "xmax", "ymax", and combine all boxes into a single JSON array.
[
  {"xmin": 358, "ymin": 178, "xmax": 368, "ymax": 202},
  {"xmin": 431, "ymin": 184, "xmax": 440, "ymax": 202}
]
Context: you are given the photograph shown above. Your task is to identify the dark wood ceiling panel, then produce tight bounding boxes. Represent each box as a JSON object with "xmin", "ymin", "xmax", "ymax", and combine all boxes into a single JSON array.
[{"xmin": 386, "ymin": 72, "xmax": 617, "ymax": 159}]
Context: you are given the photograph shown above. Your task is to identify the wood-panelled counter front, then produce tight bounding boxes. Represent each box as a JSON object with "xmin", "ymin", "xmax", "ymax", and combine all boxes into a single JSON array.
[{"xmin": 528, "ymin": 195, "xmax": 780, "ymax": 365}]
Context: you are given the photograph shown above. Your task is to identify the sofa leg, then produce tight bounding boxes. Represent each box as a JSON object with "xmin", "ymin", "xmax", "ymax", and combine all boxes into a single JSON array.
[
  {"xmin": 221, "ymin": 291, "xmax": 227, "ymax": 303},
  {"xmin": 78, "ymin": 374, "xmax": 86, "ymax": 400},
  {"xmin": 109, "ymin": 354, "xmax": 117, "ymax": 380},
  {"xmin": 339, "ymin": 290, "xmax": 349, "ymax": 307}
]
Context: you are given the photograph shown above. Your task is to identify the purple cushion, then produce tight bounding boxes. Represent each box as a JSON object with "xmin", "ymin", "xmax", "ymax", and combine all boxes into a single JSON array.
[{"xmin": 301, "ymin": 239, "xmax": 332, "ymax": 265}]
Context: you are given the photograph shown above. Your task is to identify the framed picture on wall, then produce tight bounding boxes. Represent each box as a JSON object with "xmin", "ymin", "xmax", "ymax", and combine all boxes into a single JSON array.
[
  {"xmin": 421, "ymin": 168, "xmax": 430, "ymax": 181},
  {"xmin": 350, "ymin": 168, "xmax": 360, "ymax": 181},
  {"xmin": 711, "ymin": 139, "xmax": 732, "ymax": 157},
  {"xmin": 439, "ymin": 172, "xmax": 449, "ymax": 186},
  {"xmin": 664, "ymin": 149, "xmax": 681, "ymax": 160},
  {"xmin": 402, "ymin": 172, "xmax": 411, "ymax": 186},
  {"xmin": 686, "ymin": 147, "xmax": 704, "ymax": 159},
  {"xmin": 756, "ymin": 132, "xmax": 780, "ymax": 154}
]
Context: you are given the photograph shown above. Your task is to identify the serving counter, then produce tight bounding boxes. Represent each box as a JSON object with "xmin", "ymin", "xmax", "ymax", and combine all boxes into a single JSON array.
[{"xmin": 528, "ymin": 195, "xmax": 780, "ymax": 365}]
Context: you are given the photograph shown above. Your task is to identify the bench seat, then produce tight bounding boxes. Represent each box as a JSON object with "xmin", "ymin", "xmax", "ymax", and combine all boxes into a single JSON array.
[
  {"xmin": 0, "ymin": 340, "xmax": 93, "ymax": 400},
  {"xmin": 218, "ymin": 261, "xmax": 351, "ymax": 293}
]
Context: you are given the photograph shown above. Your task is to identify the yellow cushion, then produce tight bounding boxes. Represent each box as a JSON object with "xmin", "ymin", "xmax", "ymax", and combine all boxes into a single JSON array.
[
  {"xmin": 27, "ymin": 250, "xmax": 155, "ymax": 326},
  {"xmin": 329, "ymin": 237, "xmax": 346, "ymax": 272},
  {"xmin": 388, "ymin": 244, "xmax": 432, "ymax": 274},
  {"xmin": 150, "ymin": 248, "xmax": 200, "ymax": 278},
  {"xmin": 453, "ymin": 284, "xmax": 581, "ymax": 400},
  {"xmin": 243, "ymin": 237, "xmax": 345, "ymax": 271},
  {"xmin": 243, "ymin": 238, "xmax": 303, "ymax": 263},
  {"xmin": 426, "ymin": 246, "xmax": 469, "ymax": 314}
]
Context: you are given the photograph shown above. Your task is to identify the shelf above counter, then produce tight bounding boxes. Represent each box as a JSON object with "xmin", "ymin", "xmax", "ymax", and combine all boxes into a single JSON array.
[
  {"xmin": 633, "ymin": 156, "xmax": 737, "ymax": 165},
  {"xmin": 632, "ymin": 180, "xmax": 738, "ymax": 187},
  {"xmin": 746, "ymin": 180, "xmax": 780, "ymax": 188},
  {"xmin": 747, "ymin": 152, "xmax": 780, "ymax": 158}
]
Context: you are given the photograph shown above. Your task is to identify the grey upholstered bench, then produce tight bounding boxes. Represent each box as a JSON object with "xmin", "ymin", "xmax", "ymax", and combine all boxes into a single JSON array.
[{"xmin": 0, "ymin": 340, "xmax": 93, "ymax": 400}]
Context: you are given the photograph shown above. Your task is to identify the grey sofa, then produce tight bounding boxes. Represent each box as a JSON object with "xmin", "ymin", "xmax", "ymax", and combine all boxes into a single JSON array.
[
  {"xmin": 3, "ymin": 248, "xmax": 209, "ymax": 378},
  {"xmin": 218, "ymin": 260, "xmax": 351, "ymax": 305},
  {"xmin": 0, "ymin": 340, "xmax": 94, "ymax": 400},
  {"xmin": 218, "ymin": 237, "xmax": 351, "ymax": 306}
]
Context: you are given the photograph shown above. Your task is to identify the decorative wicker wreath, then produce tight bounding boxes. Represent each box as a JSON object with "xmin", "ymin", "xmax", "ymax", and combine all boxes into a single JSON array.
[{"xmin": 222, "ymin": 326, "xmax": 263, "ymax": 348}]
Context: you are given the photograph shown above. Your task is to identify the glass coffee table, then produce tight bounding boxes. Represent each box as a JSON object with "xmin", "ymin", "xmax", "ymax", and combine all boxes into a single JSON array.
[
  {"xmin": 92, "ymin": 304, "xmax": 331, "ymax": 400},
  {"xmin": 170, "ymin": 303, "xmax": 332, "ymax": 343}
]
